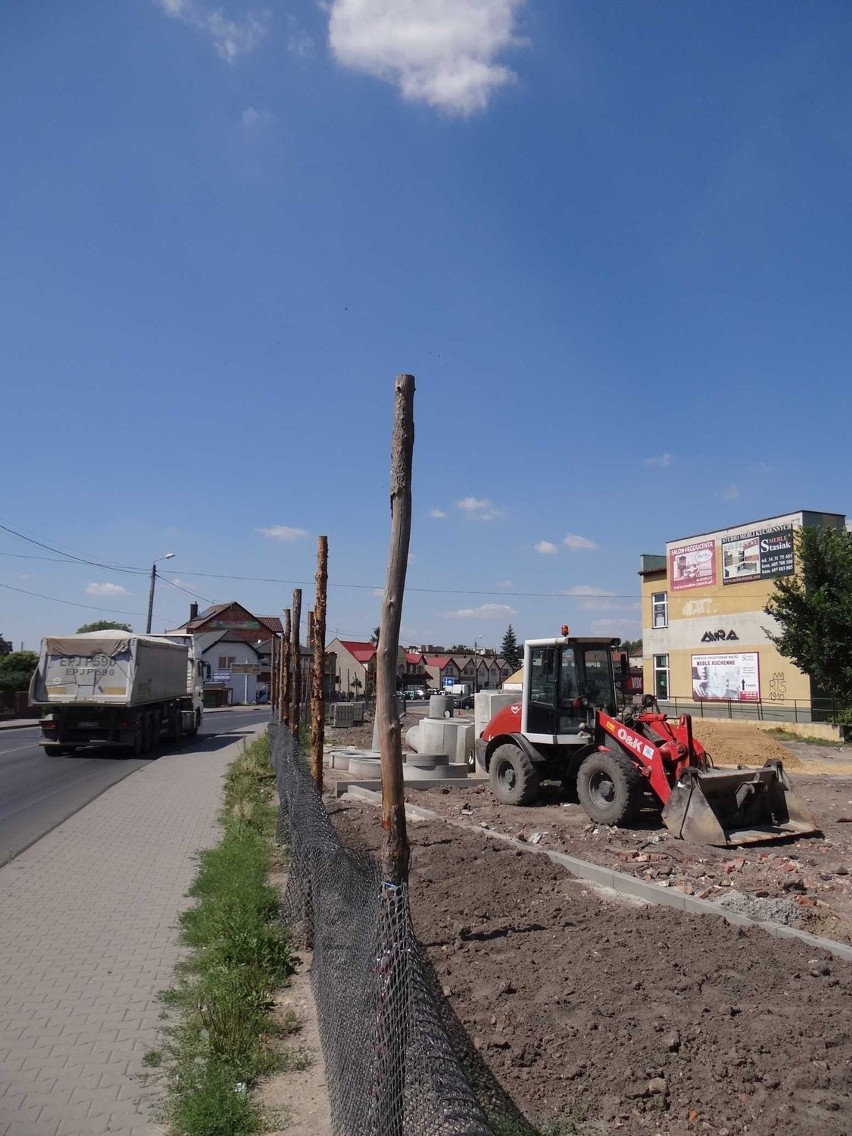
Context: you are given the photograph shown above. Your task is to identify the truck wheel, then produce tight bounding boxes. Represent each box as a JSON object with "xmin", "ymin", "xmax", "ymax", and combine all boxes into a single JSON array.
[
  {"xmin": 185, "ymin": 711, "xmax": 200, "ymax": 738},
  {"xmin": 577, "ymin": 750, "xmax": 643, "ymax": 826},
  {"xmin": 44, "ymin": 745, "xmax": 63, "ymax": 757},
  {"xmin": 132, "ymin": 725, "xmax": 145, "ymax": 757},
  {"xmin": 489, "ymin": 743, "xmax": 539, "ymax": 806}
]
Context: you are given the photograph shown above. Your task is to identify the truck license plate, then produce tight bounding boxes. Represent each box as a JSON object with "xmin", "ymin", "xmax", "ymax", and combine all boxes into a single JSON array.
[{"xmin": 78, "ymin": 721, "xmax": 100, "ymax": 728}]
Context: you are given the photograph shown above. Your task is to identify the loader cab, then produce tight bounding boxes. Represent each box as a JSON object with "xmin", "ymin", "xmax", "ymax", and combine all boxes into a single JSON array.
[{"xmin": 523, "ymin": 637, "xmax": 619, "ymax": 743}]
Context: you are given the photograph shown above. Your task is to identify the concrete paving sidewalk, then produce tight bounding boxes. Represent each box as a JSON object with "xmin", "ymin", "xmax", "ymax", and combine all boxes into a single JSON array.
[{"xmin": 0, "ymin": 723, "xmax": 265, "ymax": 1136}]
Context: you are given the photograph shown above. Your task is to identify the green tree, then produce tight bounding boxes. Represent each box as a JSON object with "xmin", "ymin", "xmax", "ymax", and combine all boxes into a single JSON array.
[
  {"xmin": 621, "ymin": 638, "xmax": 643, "ymax": 655},
  {"xmin": 0, "ymin": 650, "xmax": 39, "ymax": 693},
  {"xmin": 500, "ymin": 625, "xmax": 522, "ymax": 673},
  {"xmin": 371, "ymin": 626, "xmax": 380, "ymax": 645},
  {"xmin": 765, "ymin": 526, "xmax": 852, "ymax": 711},
  {"xmin": 76, "ymin": 621, "xmax": 132, "ymax": 634},
  {"xmin": 0, "ymin": 634, "xmax": 13, "ymax": 657}
]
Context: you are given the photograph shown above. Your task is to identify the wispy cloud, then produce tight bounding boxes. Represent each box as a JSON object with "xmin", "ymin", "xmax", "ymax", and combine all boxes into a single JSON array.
[
  {"xmin": 429, "ymin": 508, "xmax": 447, "ymax": 519},
  {"xmin": 156, "ymin": 0, "xmax": 270, "ymax": 63},
  {"xmin": 328, "ymin": 0, "xmax": 526, "ymax": 115},
  {"xmin": 561, "ymin": 584, "xmax": 619, "ymax": 611},
  {"xmin": 495, "ymin": 579, "xmax": 514, "ymax": 589},
  {"xmin": 563, "ymin": 533, "xmax": 598, "ymax": 551},
  {"xmin": 443, "ymin": 602, "xmax": 516, "ymax": 619},
  {"xmin": 722, "ymin": 485, "xmax": 741, "ymax": 500},
  {"xmin": 534, "ymin": 540, "xmax": 558, "ymax": 555},
  {"xmin": 286, "ymin": 13, "xmax": 313, "ymax": 58},
  {"xmin": 257, "ymin": 525, "xmax": 307, "ymax": 541},
  {"xmin": 591, "ymin": 618, "xmax": 641, "ymax": 635},
  {"xmin": 644, "ymin": 453, "xmax": 673, "ymax": 468},
  {"xmin": 242, "ymin": 106, "xmax": 273, "ymax": 129},
  {"xmin": 86, "ymin": 582, "xmax": 131, "ymax": 597},
  {"xmin": 456, "ymin": 496, "xmax": 501, "ymax": 521}
]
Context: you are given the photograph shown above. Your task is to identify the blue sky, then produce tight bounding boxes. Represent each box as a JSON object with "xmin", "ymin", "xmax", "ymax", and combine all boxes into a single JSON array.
[{"xmin": 2, "ymin": 1, "xmax": 851, "ymax": 652}]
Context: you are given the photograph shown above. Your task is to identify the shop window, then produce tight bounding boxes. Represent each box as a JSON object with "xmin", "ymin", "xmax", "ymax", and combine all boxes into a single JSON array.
[
  {"xmin": 652, "ymin": 592, "xmax": 668, "ymax": 628},
  {"xmin": 653, "ymin": 654, "xmax": 670, "ymax": 700}
]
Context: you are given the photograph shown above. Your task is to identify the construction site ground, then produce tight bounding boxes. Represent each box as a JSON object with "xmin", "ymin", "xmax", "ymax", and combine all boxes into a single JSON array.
[{"xmin": 321, "ymin": 710, "xmax": 852, "ymax": 1132}]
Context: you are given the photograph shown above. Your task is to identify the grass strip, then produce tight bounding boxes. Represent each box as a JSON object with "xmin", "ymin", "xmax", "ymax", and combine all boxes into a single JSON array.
[{"xmin": 155, "ymin": 733, "xmax": 294, "ymax": 1136}]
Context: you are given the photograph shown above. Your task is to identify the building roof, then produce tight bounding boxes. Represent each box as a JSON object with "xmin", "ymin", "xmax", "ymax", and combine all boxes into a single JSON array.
[
  {"xmin": 337, "ymin": 640, "xmax": 377, "ymax": 664},
  {"xmin": 423, "ymin": 655, "xmax": 454, "ymax": 669}
]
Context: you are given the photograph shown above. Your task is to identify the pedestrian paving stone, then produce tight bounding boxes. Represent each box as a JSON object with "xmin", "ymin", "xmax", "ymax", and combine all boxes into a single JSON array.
[{"xmin": 0, "ymin": 724, "xmax": 263, "ymax": 1135}]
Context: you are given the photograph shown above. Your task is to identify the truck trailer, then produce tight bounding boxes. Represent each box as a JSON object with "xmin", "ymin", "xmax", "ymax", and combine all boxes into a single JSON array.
[{"xmin": 29, "ymin": 631, "xmax": 204, "ymax": 756}]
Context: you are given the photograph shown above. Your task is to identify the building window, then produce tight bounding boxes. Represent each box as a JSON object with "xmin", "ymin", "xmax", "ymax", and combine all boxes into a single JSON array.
[
  {"xmin": 652, "ymin": 592, "xmax": 668, "ymax": 628},
  {"xmin": 217, "ymin": 656, "xmax": 235, "ymax": 670},
  {"xmin": 653, "ymin": 654, "xmax": 670, "ymax": 700}
]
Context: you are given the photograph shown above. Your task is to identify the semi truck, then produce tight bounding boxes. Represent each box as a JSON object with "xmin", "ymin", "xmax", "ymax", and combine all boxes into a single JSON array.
[{"xmin": 29, "ymin": 630, "xmax": 204, "ymax": 756}]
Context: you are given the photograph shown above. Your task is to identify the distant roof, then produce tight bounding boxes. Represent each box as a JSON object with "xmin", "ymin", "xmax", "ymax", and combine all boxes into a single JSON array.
[
  {"xmin": 423, "ymin": 655, "xmax": 453, "ymax": 669},
  {"xmin": 338, "ymin": 640, "xmax": 377, "ymax": 664}
]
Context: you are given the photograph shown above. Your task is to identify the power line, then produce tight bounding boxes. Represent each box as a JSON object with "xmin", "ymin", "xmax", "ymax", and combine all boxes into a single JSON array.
[
  {"xmin": 159, "ymin": 576, "xmax": 216, "ymax": 605},
  {"xmin": 0, "ymin": 522, "xmax": 147, "ymax": 575},
  {"xmin": 0, "ymin": 581, "xmax": 147, "ymax": 618}
]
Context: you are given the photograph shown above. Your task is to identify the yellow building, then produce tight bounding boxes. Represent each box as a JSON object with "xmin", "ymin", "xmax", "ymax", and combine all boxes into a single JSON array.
[{"xmin": 640, "ymin": 510, "xmax": 847, "ymax": 722}]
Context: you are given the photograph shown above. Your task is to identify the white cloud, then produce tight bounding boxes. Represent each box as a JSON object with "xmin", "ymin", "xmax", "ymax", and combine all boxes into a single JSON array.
[
  {"xmin": 563, "ymin": 533, "xmax": 598, "ymax": 551},
  {"xmin": 443, "ymin": 602, "xmax": 516, "ymax": 619},
  {"xmin": 534, "ymin": 540, "xmax": 558, "ymax": 555},
  {"xmin": 495, "ymin": 579, "xmax": 514, "ymax": 589},
  {"xmin": 328, "ymin": 0, "xmax": 526, "ymax": 115},
  {"xmin": 644, "ymin": 453, "xmax": 673, "ymax": 468},
  {"xmin": 456, "ymin": 496, "xmax": 501, "ymax": 521},
  {"xmin": 156, "ymin": 0, "xmax": 270, "ymax": 63},
  {"xmin": 242, "ymin": 106, "xmax": 273, "ymax": 129},
  {"xmin": 257, "ymin": 525, "xmax": 307, "ymax": 541},
  {"xmin": 429, "ymin": 508, "xmax": 447, "ymax": 519},
  {"xmin": 723, "ymin": 485, "xmax": 741, "ymax": 500},
  {"xmin": 86, "ymin": 582, "xmax": 131, "ymax": 597}
]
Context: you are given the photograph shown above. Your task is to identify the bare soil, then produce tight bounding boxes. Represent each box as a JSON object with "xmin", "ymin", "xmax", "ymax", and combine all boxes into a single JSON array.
[
  {"xmin": 328, "ymin": 800, "xmax": 852, "ymax": 1136},
  {"xmin": 326, "ymin": 711, "xmax": 852, "ymax": 946}
]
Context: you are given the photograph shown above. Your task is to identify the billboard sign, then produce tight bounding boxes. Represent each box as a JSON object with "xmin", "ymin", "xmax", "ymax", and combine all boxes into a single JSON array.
[
  {"xmin": 231, "ymin": 663, "xmax": 262, "ymax": 674},
  {"xmin": 669, "ymin": 539, "xmax": 717, "ymax": 592},
  {"xmin": 691, "ymin": 652, "xmax": 760, "ymax": 702},
  {"xmin": 212, "ymin": 670, "xmax": 231, "ymax": 682},
  {"xmin": 722, "ymin": 524, "xmax": 795, "ymax": 585}
]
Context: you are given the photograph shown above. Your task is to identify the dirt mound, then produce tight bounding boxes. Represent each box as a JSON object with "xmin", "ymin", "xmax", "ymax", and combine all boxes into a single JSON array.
[
  {"xmin": 691, "ymin": 719, "xmax": 803, "ymax": 770},
  {"xmin": 330, "ymin": 801, "xmax": 852, "ymax": 1135}
]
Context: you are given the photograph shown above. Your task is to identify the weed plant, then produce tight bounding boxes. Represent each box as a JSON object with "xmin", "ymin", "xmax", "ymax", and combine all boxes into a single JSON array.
[{"xmin": 159, "ymin": 734, "xmax": 294, "ymax": 1136}]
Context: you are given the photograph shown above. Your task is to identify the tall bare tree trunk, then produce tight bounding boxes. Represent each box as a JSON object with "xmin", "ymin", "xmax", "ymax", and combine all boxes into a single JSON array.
[
  {"xmin": 283, "ymin": 611, "xmax": 292, "ymax": 725},
  {"xmin": 289, "ymin": 588, "xmax": 302, "ymax": 736},
  {"xmin": 377, "ymin": 374, "xmax": 414, "ymax": 885},
  {"xmin": 311, "ymin": 536, "xmax": 328, "ymax": 791}
]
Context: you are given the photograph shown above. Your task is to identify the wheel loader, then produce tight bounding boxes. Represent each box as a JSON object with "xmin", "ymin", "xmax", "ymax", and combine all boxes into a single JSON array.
[{"xmin": 476, "ymin": 630, "xmax": 819, "ymax": 847}]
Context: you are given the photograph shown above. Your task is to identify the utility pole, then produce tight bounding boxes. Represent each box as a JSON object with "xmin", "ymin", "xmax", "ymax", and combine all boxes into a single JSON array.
[
  {"xmin": 145, "ymin": 553, "xmax": 175, "ymax": 634},
  {"xmin": 311, "ymin": 536, "xmax": 328, "ymax": 791}
]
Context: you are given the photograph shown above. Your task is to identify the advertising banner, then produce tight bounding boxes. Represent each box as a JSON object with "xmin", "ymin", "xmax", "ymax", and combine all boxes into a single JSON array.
[
  {"xmin": 721, "ymin": 525, "xmax": 795, "ymax": 585},
  {"xmin": 691, "ymin": 652, "xmax": 760, "ymax": 702},
  {"xmin": 669, "ymin": 540, "xmax": 717, "ymax": 592}
]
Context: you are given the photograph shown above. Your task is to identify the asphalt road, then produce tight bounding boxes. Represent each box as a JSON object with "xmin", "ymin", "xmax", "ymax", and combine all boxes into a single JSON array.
[{"xmin": 0, "ymin": 708, "xmax": 271, "ymax": 867}]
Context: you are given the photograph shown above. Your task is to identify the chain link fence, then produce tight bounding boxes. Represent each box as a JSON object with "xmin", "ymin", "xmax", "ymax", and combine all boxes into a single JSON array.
[{"xmin": 268, "ymin": 721, "xmax": 494, "ymax": 1136}]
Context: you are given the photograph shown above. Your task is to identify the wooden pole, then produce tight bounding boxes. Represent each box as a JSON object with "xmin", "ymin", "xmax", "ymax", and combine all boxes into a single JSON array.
[
  {"xmin": 311, "ymin": 536, "xmax": 328, "ymax": 791},
  {"xmin": 377, "ymin": 374, "xmax": 414, "ymax": 887},
  {"xmin": 270, "ymin": 634, "xmax": 277, "ymax": 714},
  {"xmin": 289, "ymin": 588, "xmax": 302, "ymax": 737},
  {"xmin": 280, "ymin": 610, "xmax": 291, "ymax": 726}
]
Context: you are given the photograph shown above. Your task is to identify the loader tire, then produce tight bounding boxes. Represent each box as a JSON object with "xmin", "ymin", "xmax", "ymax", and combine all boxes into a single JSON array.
[
  {"xmin": 489, "ymin": 743, "xmax": 539, "ymax": 806},
  {"xmin": 577, "ymin": 749, "xmax": 643, "ymax": 826}
]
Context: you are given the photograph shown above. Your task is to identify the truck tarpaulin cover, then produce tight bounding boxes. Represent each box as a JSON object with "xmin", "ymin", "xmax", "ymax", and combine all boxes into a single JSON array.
[{"xmin": 44, "ymin": 637, "xmax": 130, "ymax": 657}]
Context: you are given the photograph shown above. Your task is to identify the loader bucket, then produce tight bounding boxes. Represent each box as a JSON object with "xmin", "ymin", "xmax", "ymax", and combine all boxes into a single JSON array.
[{"xmin": 661, "ymin": 760, "xmax": 820, "ymax": 847}]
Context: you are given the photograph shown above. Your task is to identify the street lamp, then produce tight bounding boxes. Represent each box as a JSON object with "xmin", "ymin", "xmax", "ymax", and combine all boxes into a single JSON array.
[
  {"xmin": 473, "ymin": 635, "xmax": 483, "ymax": 693},
  {"xmin": 145, "ymin": 553, "xmax": 175, "ymax": 634}
]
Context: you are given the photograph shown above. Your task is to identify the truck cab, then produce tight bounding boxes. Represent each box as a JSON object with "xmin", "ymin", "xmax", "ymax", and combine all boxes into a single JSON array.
[{"xmin": 478, "ymin": 635, "xmax": 622, "ymax": 797}]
